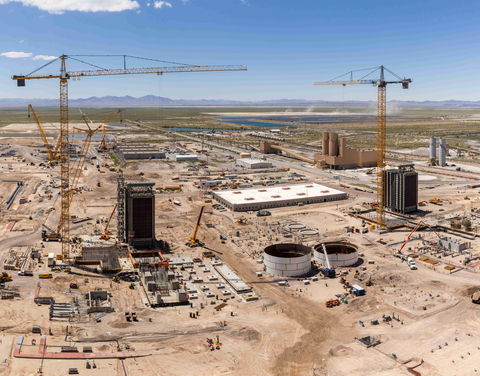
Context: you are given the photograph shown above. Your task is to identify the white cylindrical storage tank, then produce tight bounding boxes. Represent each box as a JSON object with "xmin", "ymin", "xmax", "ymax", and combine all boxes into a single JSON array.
[
  {"xmin": 429, "ymin": 136, "xmax": 436, "ymax": 160},
  {"xmin": 263, "ymin": 243, "xmax": 312, "ymax": 277},
  {"xmin": 439, "ymin": 138, "xmax": 446, "ymax": 166},
  {"xmin": 314, "ymin": 242, "xmax": 359, "ymax": 268},
  {"xmin": 239, "ymin": 152, "xmax": 251, "ymax": 159}
]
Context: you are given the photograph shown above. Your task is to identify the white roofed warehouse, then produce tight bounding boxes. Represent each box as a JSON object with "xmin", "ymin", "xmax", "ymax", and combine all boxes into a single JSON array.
[{"xmin": 211, "ymin": 183, "xmax": 347, "ymax": 212}]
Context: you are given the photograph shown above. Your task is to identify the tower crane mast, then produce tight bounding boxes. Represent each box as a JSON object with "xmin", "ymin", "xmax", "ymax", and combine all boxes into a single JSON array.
[
  {"xmin": 314, "ymin": 66, "xmax": 411, "ymax": 229},
  {"xmin": 13, "ymin": 55, "xmax": 246, "ymax": 261}
]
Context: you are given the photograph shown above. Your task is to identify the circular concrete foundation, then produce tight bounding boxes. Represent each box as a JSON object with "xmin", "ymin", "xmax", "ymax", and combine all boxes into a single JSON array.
[
  {"xmin": 287, "ymin": 223, "xmax": 306, "ymax": 231},
  {"xmin": 263, "ymin": 243, "xmax": 312, "ymax": 277},
  {"xmin": 314, "ymin": 242, "xmax": 358, "ymax": 268},
  {"xmin": 299, "ymin": 229, "xmax": 319, "ymax": 236}
]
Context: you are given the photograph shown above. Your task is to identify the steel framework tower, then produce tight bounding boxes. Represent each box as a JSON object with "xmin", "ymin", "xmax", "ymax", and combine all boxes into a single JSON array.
[{"xmin": 117, "ymin": 169, "xmax": 126, "ymax": 243}]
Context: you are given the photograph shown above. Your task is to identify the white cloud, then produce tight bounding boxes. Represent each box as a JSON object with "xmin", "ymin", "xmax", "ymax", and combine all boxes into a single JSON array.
[
  {"xmin": 147, "ymin": 2, "xmax": 150, "ymax": 5},
  {"xmin": 153, "ymin": 1, "xmax": 171, "ymax": 8},
  {"xmin": 0, "ymin": 51, "xmax": 32, "ymax": 58},
  {"xmin": 181, "ymin": 0, "xmax": 188, "ymax": 3},
  {"xmin": 0, "ymin": 0, "xmax": 140, "ymax": 14},
  {"xmin": 32, "ymin": 55, "xmax": 57, "ymax": 60},
  {"xmin": 19, "ymin": 40, "xmax": 24, "ymax": 43}
]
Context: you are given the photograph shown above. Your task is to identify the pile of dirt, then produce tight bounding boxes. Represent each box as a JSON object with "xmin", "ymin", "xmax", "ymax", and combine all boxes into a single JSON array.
[
  {"xmin": 329, "ymin": 345, "xmax": 353, "ymax": 357},
  {"xmin": 229, "ymin": 327, "xmax": 261, "ymax": 342},
  {"xmin": 97, "ymin": 344, "xmax": 110, "ymax": 351},
  {"xmin": 463, "ymin": 285, "xmax": 480, "ymax": 297}
]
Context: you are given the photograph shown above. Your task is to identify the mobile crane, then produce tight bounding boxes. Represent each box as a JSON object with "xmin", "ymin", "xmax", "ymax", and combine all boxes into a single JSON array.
[
  {"xmin": 187, "ymin": 205, "xmax": 205, "ymax": 247},
  {"xmin": 320, "ymin": 243, "xmax": 336, "ymax": 278}
]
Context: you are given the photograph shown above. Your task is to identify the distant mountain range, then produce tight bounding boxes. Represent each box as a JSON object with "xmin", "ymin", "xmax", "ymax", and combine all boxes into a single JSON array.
[{"xmin": 1, "ymin": 95, "xmax": 480, "ymax": 108}]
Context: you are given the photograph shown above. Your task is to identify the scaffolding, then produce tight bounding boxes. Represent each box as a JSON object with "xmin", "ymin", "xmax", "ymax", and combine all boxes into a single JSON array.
[{"xmin": 117, "ymin": 169, "xmax": 126, "ymax": 242}]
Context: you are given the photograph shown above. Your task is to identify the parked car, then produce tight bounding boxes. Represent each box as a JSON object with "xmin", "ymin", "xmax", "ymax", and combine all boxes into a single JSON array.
[{"xmin": 18, "ymin": 270, "xmax": 33, "ymax": 276}]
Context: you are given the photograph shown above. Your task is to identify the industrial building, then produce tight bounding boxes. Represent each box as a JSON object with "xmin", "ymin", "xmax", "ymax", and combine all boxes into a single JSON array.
[
  {"xmin": 259, "ymin": 132, "xmax": 376, "ymax": 169},
  {"xmin": 174, "ymin": 154, "xmax": 198, "ymax": 161},
  {"xmin": 117, "ymin": 171, "xmax": 156, "ymax": 249},
  {"xmin": 114, "ymin": 143, "xmax": 165, "ymax": 160},
  {"xmin": 212, "ymin": 183, "xmax": 347, "ymax": 212},
  {"xmin": 236, "ymin": 158, "xmax": 273, "ymax": 169},
  {"xmin": 429, "ymin": 136, "xmax": 447, "ymax": 167},
  {"xmin": 385, "ymin": 164, "xmax": 418, "ymax": 214},
  {"xmin": 314, "ymin": 132, "xmax": 377, "ymax": 169}
]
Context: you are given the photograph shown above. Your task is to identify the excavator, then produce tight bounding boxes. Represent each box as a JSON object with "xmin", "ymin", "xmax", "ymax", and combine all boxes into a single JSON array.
[
  {"xmin": 187, "ymin": 205, "xmax": 205, "ymax": 247},
  {"xmin": 237, "ymin": 216, "xmax": 247, "ymax": 225}
]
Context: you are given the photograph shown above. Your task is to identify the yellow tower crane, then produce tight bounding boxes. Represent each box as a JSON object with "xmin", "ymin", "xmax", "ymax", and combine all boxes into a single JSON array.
[
  {"xmin": 314, "ymin": 66, "xmax": 411, "ymax": 229},
  {"xmin": 13, "ymin": 55, "xmax": 246, "ymax": 260},
  {"xmin": 42, "ymin": 110, "xmax": 121, "ymax": 243}
]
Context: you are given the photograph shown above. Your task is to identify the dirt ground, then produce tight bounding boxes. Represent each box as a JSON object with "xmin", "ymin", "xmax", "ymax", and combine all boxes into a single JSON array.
[{"xmin": 1, "ymin": 130, "xmax": 480, "ymax": 376}]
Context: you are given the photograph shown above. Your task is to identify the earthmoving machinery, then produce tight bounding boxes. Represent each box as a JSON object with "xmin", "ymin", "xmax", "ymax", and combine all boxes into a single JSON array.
[
  {"xmin": 325, "ymin": 299, "xmax": 340, "ymax": 308},
  {"xmin": 187, "ymin": 205, "xmax": 205, "ymax": 247},
  {"xmin": 0, "ymin": 272, "xmax": 12, "ymax": 282},
  {"xmin": 237, "ymin": 216, "xmax": 247, "ymax": 225},
  {"xmin": 320, "ymin": 244, "xmax": 336, "ymax": 278}
]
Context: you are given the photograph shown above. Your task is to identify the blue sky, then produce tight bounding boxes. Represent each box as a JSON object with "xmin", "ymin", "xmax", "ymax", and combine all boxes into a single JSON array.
[{"xmin": 0, "ymin": 0, "xmax": 479, "ymax": 102}]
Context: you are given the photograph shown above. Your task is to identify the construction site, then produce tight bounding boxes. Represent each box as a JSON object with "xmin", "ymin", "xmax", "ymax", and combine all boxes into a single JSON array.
[{"xmin": 1, "ymin": 60, "xmax": 480, "ymax": 376}]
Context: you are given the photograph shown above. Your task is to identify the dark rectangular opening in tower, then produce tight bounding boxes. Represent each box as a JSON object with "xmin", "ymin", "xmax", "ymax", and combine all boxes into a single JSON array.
[{"xmin": 131, "ymin": 197, "xmax": 153, "ymax": 239}]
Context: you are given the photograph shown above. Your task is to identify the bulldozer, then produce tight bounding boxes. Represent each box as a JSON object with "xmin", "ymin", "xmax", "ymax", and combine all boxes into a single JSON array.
[
  {"xmin": 0, "ymin": 272, "xmax": 12, "ymax": 282},
  {"xmin": 112, "ymin": 276, "xmax": 120, "ymax": 283},
  {"xmin": 366, "ymin": 278, "xmax": 373, "ymax": 287}
]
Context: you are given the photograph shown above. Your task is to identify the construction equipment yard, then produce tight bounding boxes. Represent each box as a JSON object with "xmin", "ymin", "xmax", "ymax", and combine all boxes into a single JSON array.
[{"xmin": 2, "ymin": 103, "xmax": 480, "ymax": 376}]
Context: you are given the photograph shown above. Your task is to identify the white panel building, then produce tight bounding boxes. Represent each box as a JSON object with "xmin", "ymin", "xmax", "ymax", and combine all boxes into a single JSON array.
[
  {"xmin": 174, "ymin": 154, "xmax": 198, "ymax": 162},
  {"xmin": 212, "ymin": 183, "xmax": 347, "ymax": 212},
  {"xmin": 236, "ymin": 158, "xmax": 273, "ymax": 169}
]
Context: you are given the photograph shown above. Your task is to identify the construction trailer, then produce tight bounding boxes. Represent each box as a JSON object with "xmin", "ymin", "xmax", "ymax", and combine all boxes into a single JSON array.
[{"xmin": 350, "ymin": 284, "xmax": 366, "ymax": 296}]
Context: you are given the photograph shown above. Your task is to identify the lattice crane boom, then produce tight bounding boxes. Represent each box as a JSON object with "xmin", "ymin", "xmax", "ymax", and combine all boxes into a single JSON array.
[
  {"xmin": 28, "ymin": 105, "xmax": 59, "ymax": 165},
  {"xmin": 314, "ymin": 66, "xmax": 411, "ymax": 230},
  {"xmin": 13, "ymin": 54, "xmax": 247, "ymax": 261}
]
